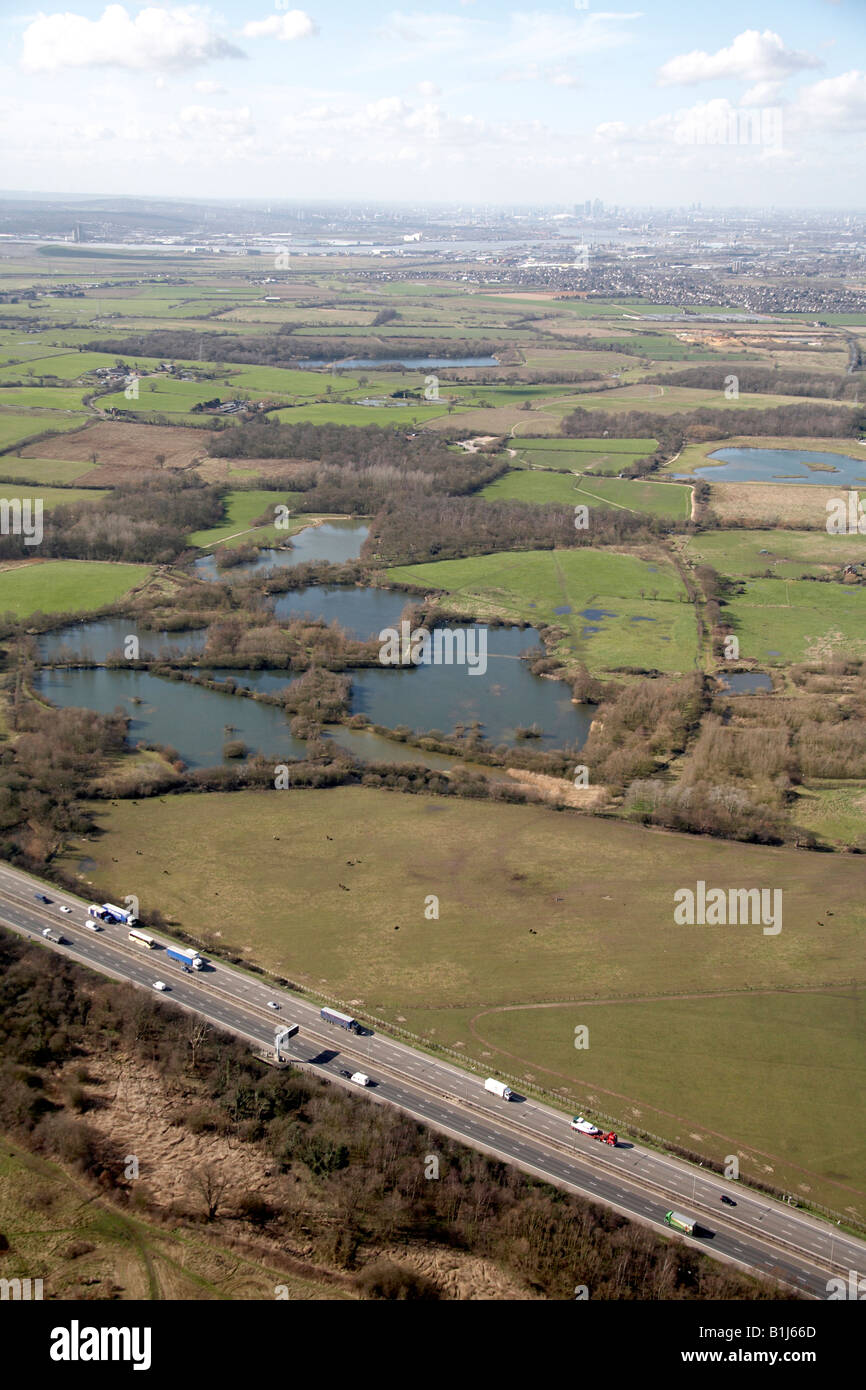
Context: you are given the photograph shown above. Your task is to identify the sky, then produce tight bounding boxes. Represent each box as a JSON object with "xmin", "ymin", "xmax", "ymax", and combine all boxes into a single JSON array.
[{"xmin": 0, "ymin": 1, "xmax": 864, "ymax": 207}]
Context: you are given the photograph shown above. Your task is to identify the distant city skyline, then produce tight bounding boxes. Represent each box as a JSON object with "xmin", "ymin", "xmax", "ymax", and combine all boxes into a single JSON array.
[{"xmin": 1, "ymin": 2, "xmax": 863, "ymax": 206}]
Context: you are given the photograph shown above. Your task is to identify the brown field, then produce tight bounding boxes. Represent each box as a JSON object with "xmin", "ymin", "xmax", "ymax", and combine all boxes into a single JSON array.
[
  {"xmin": 708, "ymin": 480, "xmax": 850, "ymax": 528},
  {"xmin": 426, "ymin": 405, "xmax": 565, "ymax": 435},
  {"xmin": 21, "ymin": 420, "xmax": 214, "ymax": 480},
  {"xmin": 195, "ymin": 456, "xmax": 313, "ymax": 483}
]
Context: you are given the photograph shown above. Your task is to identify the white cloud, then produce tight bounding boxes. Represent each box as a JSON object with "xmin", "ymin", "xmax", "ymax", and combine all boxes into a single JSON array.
[
  {"xmin": 795, "ymin": 70, "xmax": 866, "ymax": 131},
  {"xmin": 741, "ymin": 81, "xmax": 783, "ymax": 107},
  {"xmin": 20, "ymin": 4, "xmax": 244, "ymax": 75},
  {"xmin": 194, "ymin": 79, "xmax": 225, "ymax": 95},
  {"xmin": 417, "ymin": 79, "xmax": 440, "ymax": 97},
  {"xmin": 242, "ymin": 12, "xmax": 317, "ymax": 42},
  {"xmin": 594, "ymin": 98, "xmax": 787, "ymax": 155},
  {"xmin": 658, "ymin": 29, "xmax": 821, "ymax": 87}
]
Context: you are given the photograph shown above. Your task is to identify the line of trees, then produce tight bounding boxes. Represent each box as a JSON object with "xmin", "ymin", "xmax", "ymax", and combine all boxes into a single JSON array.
[
  {"xmin": 561, "ymin": 402, "xmax": 865, "ymax": 442},
  {"xmin": 0, "ymin": 478, "xmax": 224, "ymax": 566},
  {"xmin": 369, "ymin": 495, "xmax": 664, "ymax": 566},
  {"xmin": 643, "ymin": 365, "xmax": 863, "ymax": 401}
]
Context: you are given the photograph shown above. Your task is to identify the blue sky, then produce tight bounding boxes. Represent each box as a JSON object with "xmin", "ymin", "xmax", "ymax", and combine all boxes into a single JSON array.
[{"xmin": 1, "ymin": 2, "xmax": 863, "ymax": 205}]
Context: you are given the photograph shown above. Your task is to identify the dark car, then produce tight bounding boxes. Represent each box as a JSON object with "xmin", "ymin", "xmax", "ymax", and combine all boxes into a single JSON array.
[
  {"xmin": 720, "ymin": 1195, "xmax": 737, "ymax": 1207},
  {"xmin": 34, "ymin": 893, "xmax": 51, "ymax": 904},
  {"xmin": 339, "ymin": 1069, "xmax": 352, "ymax": 1079}
]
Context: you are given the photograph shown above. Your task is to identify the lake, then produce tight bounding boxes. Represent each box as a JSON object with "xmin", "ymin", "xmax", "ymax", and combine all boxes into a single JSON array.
[
  {"xmin": 272, "ymin": 584, "xmax": 410, "ymax": 639},
  {"xmin": 192, "ymin": 520, "xmax": 369, "ymax": 582},
  {"xmin": 39, "ymin": 618, "xmax": 207, "ymax": 664},
  {"xmin": 683, "ymin": 446, "xmax": 866, "ymax": 486},
  {"xmin": 34, "ymin": 665, "xmax": 524, "ymax": 776},
  {"xmin": 34, "ymin": 667, "xmax": 307, "ymax": 769},
  {"xmin": 349, "ymin": 624, "xmax": 591, "ymax": 749}
]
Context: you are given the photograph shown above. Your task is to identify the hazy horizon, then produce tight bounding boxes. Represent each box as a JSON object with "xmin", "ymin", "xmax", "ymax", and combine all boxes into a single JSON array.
[{"xmin": 1, "ymin": 2, "xmax": 863, "ymax": 207}]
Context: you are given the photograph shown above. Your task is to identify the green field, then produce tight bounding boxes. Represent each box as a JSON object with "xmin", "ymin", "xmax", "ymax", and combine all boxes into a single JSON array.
[
  {"xmin": 564, "ymin": 384, "xmax": 844, "ymax": 416},
  {"xmin": 0, "ymin": 485, "xmax": 107, "ymax": 512},
  {"xmin": 0, "ymin": 559, "xmax": 150, "ymax": 618},
  {"xmin": 0, "ymin": 350, "xmax": 143, "ymax": 380},
  {"xmin": 511, "ymin": 436, "xmax": 658, "ymax": 474},
  {"xmin": 0, "ymin": 386, "xmax": 91, "ymax": 410},
  {"xmin": 518, "ymin": 436, "xmax": 658, "ymax": 453},
  {"xmin": 0, "ymin": 412, "xmax": 87, "ymax": 450},
  {"xmin": 387, "ymin": 547, "xmax": 696, "ymax": 671},
  {"xmin": 482, "ymin": 469, "xmax": 691, "ymax": 520},
  {"xmin": 188, "ymin": 489, "xmax": 305, "ymax": 548},
  {"xmin": 65, "ymin": 787, "xmax": 866, "ymax": 1214},
  {"xmin": 465, "ymin": 991, "xmax": 864, "ymax": 1212},
  {"xmin": 725, "ymin": 577, "xmax": 866, "ymax": 664},
  {"xmin": 790, "ymin": 781, "xmax": 866, "ymax": 849},
  {"xmin": 0, "ymin": 457, "xmax": 96, "ymax": 484},
  {"xmin": 684, "ymin": 529, "xmax": 866, "ymax": 579}
]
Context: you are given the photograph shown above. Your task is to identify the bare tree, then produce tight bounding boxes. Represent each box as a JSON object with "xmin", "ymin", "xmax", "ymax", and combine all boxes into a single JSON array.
[
  {"xmin": 185, "ymin": 1016, "xmax": 211, "ymax": 1072},
  {"xmin": 191, "ymin": 1164, "xmax": 229, "ymax": 1221}
]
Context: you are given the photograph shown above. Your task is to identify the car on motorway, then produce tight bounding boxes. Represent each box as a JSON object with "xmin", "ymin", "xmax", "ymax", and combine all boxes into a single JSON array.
[
  {"xmin": 720, "ymin": 1194, "xmax": 737, "ymax": 1207},
  {"xmin": 84, "ymin": 920, "xmax": 101, "ymax": 932},
  {"xmin": 266, "ymin": 1001, "xmax": 280, "ymax": 1011},
  {"xmin": 350, "ymin": 1071, "xmax": 371, "ymax": 1087},
  {"xmin": 34, "ymin": 893, "xmax": 51, "ymax": 904},
  {"xmin": 152, "ymin": 981, "xmax": 168, "ymax": 992},
  {"xmin": 339, "ymin": 1068, "xmax": 353, "ymax": 1079},
  {"xmin": 59, "ymin": 906, "xmax": 72, "ymax": 914}
]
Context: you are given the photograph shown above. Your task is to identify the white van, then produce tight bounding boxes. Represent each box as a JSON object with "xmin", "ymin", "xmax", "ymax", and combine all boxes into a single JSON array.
[
  {"xmin": 350, "ymin": 1072, "xmax": 371, "ymax": 1087},
  {"xmin": 85, "ymin": 920, "xmax": 101, "ymax": 932},
  {"xmin": 152, "ymin": 980, "xmax": 168, "ymax": 992}
]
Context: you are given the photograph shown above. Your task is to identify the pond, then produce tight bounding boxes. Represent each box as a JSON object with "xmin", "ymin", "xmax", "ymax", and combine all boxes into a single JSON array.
[
  {"xmin": 682, "ymin": 446, "xmax": 866, "ymax": 486},
  {"xmin": 718, "ymin": 672, "xmax": 774, "ymax": 693},
  {"xmin": 38, "ymin": 618, "xmax": 207, "ymax": 664},
  {"xmin": 192, "ymin": 520, "xmax": 369, "ymax": 582}
]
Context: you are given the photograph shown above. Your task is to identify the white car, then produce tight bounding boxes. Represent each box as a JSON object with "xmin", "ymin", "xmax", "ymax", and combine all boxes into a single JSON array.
[
  {"xmin": 152, "ymin": 981, "xmax": 168, "ymax": 992},
  {"xmin": 266, "ymin": 1001, "xmax": 280, "ymax": 1011},
  {"xmin": 84, "ymin": 921, "xmax": 101, "ymax": 932},
  {"xmin": 350, "ymin": 1072, "xmax": 371, "ymax": 1087},
  {"xmin": 59, "ymin": 906, "xmax": 72, "ymax": 914}
]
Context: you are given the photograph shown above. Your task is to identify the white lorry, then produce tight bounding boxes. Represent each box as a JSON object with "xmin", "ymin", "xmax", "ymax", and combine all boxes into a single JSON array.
[
  {"xmin": 350, "ymin": 1072, "xmax": 371, "ymax": 1087},
  {"xmin": 484, "ymin": 1077, "xmax": 513, "ymax": 1101}
]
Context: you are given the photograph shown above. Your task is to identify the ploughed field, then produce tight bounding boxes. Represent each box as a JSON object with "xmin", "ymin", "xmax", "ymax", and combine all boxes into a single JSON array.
[{"xmin": 64, "ymin": 786, "xmax": 866, "ymax": 1216}]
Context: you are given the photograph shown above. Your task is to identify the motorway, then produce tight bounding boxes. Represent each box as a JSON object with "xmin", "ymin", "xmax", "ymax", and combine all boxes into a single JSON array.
[{"xmin": 0, "ymin": 859, "xmax": 863, "ymax": 1299}]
